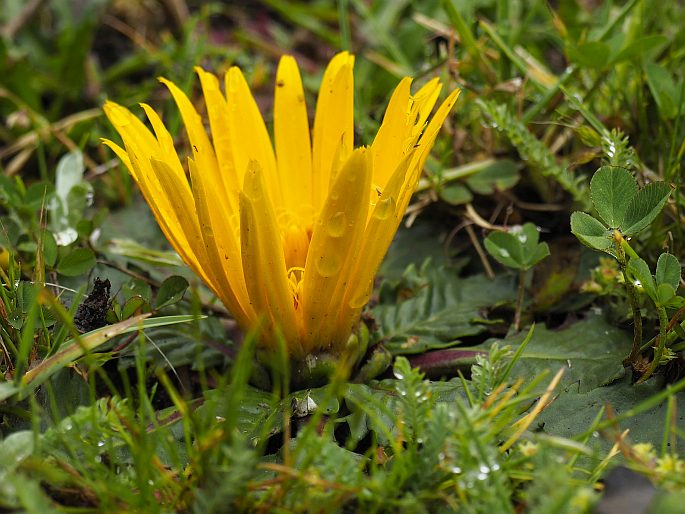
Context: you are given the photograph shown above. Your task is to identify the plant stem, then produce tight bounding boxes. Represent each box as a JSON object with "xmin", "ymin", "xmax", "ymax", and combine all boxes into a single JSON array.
[
  {"xmin": 638, "ymin": 306, "xmax": 669, "ymax": 383},
  {"xmin": 513, "ymin": 269, "xmax": 526, "ymax": 332},
  {"xmin": 614, "ymin": 231, "xmax": 642, "ymax": 366}
]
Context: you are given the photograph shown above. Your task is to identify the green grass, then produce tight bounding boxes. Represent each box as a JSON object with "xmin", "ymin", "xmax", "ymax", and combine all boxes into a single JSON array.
[{"xmin": 1, "ymin": 0, "xmax": 685, "ymax": 512}]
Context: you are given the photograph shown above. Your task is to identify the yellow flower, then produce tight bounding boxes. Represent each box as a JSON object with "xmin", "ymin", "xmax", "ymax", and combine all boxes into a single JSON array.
[{"xmin": 103, "ymin": 52, "xmax": 459, "ymax": 359}]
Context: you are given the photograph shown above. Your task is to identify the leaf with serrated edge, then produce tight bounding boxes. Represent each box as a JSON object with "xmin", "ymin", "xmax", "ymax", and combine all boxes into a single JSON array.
[
  {"xmin": 620, "ymin": 182, "xmax": 672, "ymax": 236},
  {"xmin": 590, "ymin": 166, "xmax": 637, "ymax": 228}
]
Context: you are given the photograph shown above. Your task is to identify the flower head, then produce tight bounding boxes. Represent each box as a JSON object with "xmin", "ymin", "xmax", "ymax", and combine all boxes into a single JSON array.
[{"xmin": 103, "ymin": 52, "xmax": 459, "ymax": 358}]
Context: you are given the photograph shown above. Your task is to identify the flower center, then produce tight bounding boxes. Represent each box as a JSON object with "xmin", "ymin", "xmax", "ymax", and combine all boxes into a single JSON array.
[{"xmin": 283, "ymin": 223, "xmax": 311, "ymax": 271}]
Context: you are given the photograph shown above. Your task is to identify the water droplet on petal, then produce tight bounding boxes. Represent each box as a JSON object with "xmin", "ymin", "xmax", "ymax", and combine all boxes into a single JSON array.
[
  {"xmin": 316, "ymin": 254, "xmax": 342, "ymax": 277},
  {"xmin": 373, "ymin": 196, "xmax": 396, "ymax": 220},
  {"xmin": 349, "ymin": 280, "xmax": 373, "ymax": 309},
  {"xmin": 327, "ymin": 211, "xmax": 347, "ymax": 237}
]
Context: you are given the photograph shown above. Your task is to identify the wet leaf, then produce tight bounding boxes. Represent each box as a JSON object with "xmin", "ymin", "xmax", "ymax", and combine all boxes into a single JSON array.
[{"xmin": 504, "ymin": 314, "xmax": 629, "ymax": 394}]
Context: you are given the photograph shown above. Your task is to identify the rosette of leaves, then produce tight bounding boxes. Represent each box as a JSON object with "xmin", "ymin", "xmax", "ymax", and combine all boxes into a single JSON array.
[{"xmin": 570, "ymin": 166, "xmax": 672, "ymax": 255}]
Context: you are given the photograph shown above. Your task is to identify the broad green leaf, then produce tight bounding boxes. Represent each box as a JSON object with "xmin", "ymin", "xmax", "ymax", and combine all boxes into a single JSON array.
[
  {"xmin": 464, "ymin": 159, "xmax": 520, "ymax": 194},
  {"xmin": 656, "ymin": 283, "xmax": 676, "ymax": 306},
  {"xmin": 484, "ymin": 231, "xmax": 524, "ymax": 269},
  {"xmin": 538, "ymin": 373, "xmax": 685, "ymax": 451},
  {"xmin": 620, "ymin": 182, "xmax": 672, "ymax": 236},
  {"xmin": 506, "ymin": 314, "xmax": 629, "ymax": 394},
  {"xmin": 439, "ymin": 183, "xmax": 473, "ymax": 206},
  {"xmin": 590, "ymin": 166, "xmax": 637, "ymax": 228},
  {"xmin": 121, "ymin": 295, "xmax": 149, "ymax": 319},
  {"xmin": 484, "ymin": 223, "xmax": 549, "ymax": 271},
  {"xmin": 627, "ymin": 258, "xmax": 657, "ymax": 302},
  {"xmin": 374, "ymin": 265, "xmax": 516, "ymax": 354},
  {"xmin": 656, "ymin": 252, "xmax": 681, "ymax": 290},
  {"xmin": 529, "ymin": 242, "xmax": 551, "ymax": 269},
  {"xmin": 570, "ymin": 211, "xmax": 613, "ymax": 253},
  {"xmin": 156, "ymin": 275, "xmax": 190, "ymax": 309},
  {"xmin": 57, "ymin": 247, "xmax": 96, "ymax": 276}
]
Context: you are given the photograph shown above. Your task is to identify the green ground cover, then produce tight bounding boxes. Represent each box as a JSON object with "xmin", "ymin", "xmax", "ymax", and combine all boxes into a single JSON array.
[{"xmin": 1, "ymin": 0, "xmax": 685, "ymax": 512}]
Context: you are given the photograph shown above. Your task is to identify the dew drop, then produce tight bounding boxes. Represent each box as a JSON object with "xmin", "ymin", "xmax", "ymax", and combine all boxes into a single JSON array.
[
  {"xmin": 393, "ymin": 370, "xmax": 405, "ymax": 380},
  {"xmin": 349, "ymin": 280, "xmax": 373, "ymax": 309},
  {"xmin": 316, "ymin": 254, "xmax": 342, "ymax": 277},
  {"xmin": 373, "ymin": 196, "xmax": 396, "ymax": 220},
  {"xmin": 450, "ymin": 466, "xmax": 462, "ymax": 474},
  {"xmin": 97, "ymin": 440, "xmax": 105, "ymax": 447},
  {"xmin": 499, "ymin": 248, "xmax": 510, "ymax": 258},
  {"xmin": 327, "ymin": 212, "xmax": 347, "ymax": 238}
]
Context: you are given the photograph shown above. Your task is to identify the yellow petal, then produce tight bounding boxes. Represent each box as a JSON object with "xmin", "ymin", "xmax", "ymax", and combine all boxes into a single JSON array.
[
  {"xmin": 342, "ymin": 151, "xmax": 416, "ymax": 320},
  {"xmin": 301, "ymin": 148, "xmax": 371, "ymax": 351},
  {"xmin": 187, "ymin": 157, "xmax": 254, "ymax": 326},
  {"xmin": 371, "ymin": 77, "xmax": 413, "ymax": 189},
  {"xmin": 274, "ymin": 55, "xmax": 313, "ymax": 225},
  {"xmin": 311, "ymin": 52, "xmax": 355, "ymax": 214},
  {"xmin": 103, "ymin": 102, "xmax": 209, "ymax": 286},
  {"xmin": 195, "ymin": 67, "xmax": 240, "ymax": 214},
  {"xmin": 240, "ymin": 161, "xmax": 301, "ymax": 352},
  {"xmin": 140, "ymin": 103, "xmax": 186, "ymax": 183},
  {"xmin": 225, "ymin": 67, "xmax": 280, "ymax": 206},
  {"xmin": 409, "ymin": 88, "xmax": 461, "ymax": 196},
  {"xmin": 345, "ymin": 88, "xmax": 459, "ymax": 318}
]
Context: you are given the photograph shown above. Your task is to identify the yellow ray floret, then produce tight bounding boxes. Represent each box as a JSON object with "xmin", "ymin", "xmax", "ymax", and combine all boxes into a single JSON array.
[{"xmin": 103, "ymin": 53, "xmax": 460, "ymax": 358}]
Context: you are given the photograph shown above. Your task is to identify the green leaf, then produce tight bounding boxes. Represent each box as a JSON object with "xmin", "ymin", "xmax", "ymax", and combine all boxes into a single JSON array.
[
  {"xmin": 656, "ymin": 252, "xmax": 681, "ymax": 290},
  {"xmin": 506, "ymin": 314, "xmax": 629, "ymax": 394},
  {"xmin": 538, "ymin": 374, "xmax": 685, "ymax": 451},
  {"xmin": 56, "ymin": 247, "xmax": 96, "ymax": 276},
  {"xmin": 567, "ymin": 41, "xmax": 611, "ymax": 68},
  {"xmin": 656, "ymin": 283, "xmax": 676, "ymax": 306},
  {"xmin": 484, "ymin": 231, "xmax": 524, "ymax": 269},
  {"xmin": 121, "ymin": 295, "xmax": 149, "ymax": 319},
  {"xmin": 620, "ymin": 182, "xmax": 672, "ymax": 236},
  {"xmin": 374, "ymin": 264, "xmax": 516, "ymax": 354},
  {"xmin": 156, "ymin": 275, "xmax": 190, "ymax": 309},
  {"xmin": 590, "ymin": 166, "xmax": 637, "ymax": 228},
  {"xmin": 627, "ymin": 258, "xmax": 657, "ymax": 302},
  {"xmin": 570, "ymin": 212, "xmax": 613, "ymax": 253},
  {"xmin": 484, "ymin": 223, "xmax": 549, "ymax": 271},
  {"xmin": 20, "ymin": 314, "xmax": 202, "ymax": 393},
  {"xmin": 464, "ymin": 159, "xmax": 520, "ymax": 195},
  {"xmin": 0, "ymin": 431, "xmax": 33, "ymax": 472},
  {"xmin": 439, "ymin": 183, "xmax": 473, "ymax": 205},
  {"xmin": 644, "ymin": 62, "xmax": 678, "ymax": 120},
  {"xmin": 107, "ymin": 238, "xmax": 184, "ymax": 267}
]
